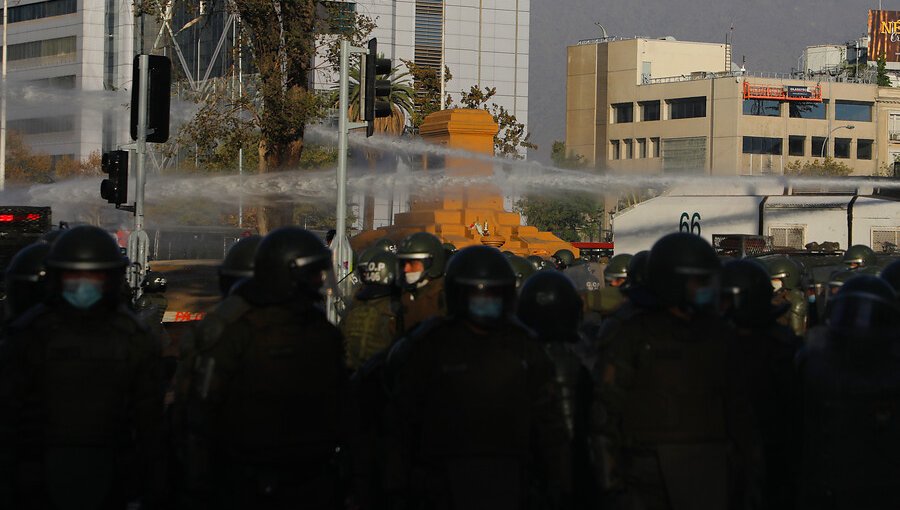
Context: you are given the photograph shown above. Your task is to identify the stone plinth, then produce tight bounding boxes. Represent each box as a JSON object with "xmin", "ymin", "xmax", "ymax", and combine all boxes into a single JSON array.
[{"xmin": 351, "ymin": 108, "xmax": 576, "ymax": 257}]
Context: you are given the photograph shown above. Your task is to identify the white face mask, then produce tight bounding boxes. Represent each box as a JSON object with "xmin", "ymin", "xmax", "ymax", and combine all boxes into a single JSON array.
[
  {"xmin": 405, "ymin": 271, "xmax": 423, "ymax": 285},
  {"xmin": 771, "ymin": 279, "xmax": 783, "ymax": 291}
]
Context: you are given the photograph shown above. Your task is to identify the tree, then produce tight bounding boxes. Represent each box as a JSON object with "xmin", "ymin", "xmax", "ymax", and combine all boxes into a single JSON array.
[
  {"xmin": 514, "ymin": 192, "xmax": 604, "ymax": 242},
  {"xmin": 878, "ymin": 55, "xmax": 892, "ymax": 87},
  {"xmin": 458, "ymin": 85, "xmax": 535, "ymax": 158},
  {"xmin": 338, "ymin": 62, "xmax": 415, "ymax": 136},
  {"xmin": 551, "ymin": 141, "xmax": 585, "ymax": 169},
  {"xmin": 784, "ymin": 157, "xmax": 853, "ymax": 177},
  {"xmin": 5, "ymin": 131, "xmax": 101, "ymax": 183},
  {"xmin": 403, "ymin": 59, "xmax": 454, "ymax": 130}
]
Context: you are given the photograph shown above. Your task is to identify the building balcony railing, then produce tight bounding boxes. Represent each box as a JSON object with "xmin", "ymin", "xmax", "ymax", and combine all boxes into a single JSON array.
[
  {"xmin": 644, "ymin": 70, "xmax": 875, "ymax": 86},
  {"xmin": 8, "ymin": 54, "xmax": 77, "ymax": 71}
]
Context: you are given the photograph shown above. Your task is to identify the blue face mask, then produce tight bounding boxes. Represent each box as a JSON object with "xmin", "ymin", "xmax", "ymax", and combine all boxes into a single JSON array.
[
  {"xmin": 468, "ymin": 294, "xmax": 504, "ymax": 323},
  {"xmin": 62, "ymin": 278, "xmax": 104, "ymax": 310}
]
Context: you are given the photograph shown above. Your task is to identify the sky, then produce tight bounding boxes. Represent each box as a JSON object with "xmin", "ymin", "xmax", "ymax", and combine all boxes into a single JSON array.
[{"xmin": 527, "ymin": 0, "xmax": 882, "ymax": 162}]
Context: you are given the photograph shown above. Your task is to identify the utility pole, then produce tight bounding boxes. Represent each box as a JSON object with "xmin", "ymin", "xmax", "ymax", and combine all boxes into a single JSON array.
[
  {"xmin": 328, "ymin": 38, "xmax": 367, "ymax": 324},
  {"xmin": 127, "ymin": 54, "xmax": 151, "ymax": 299},
  {"xmin": 1, "ymin": 0, "xmax": 7, "ymax": 191}
]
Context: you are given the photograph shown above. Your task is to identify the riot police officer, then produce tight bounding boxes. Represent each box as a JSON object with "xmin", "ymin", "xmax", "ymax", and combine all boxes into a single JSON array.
[
  {"xmin": 507, "ymin": 254, "xmax": 536, "ymax": 288},
  {"xmin": 595, "ymin": 233, "xmax": 761, "ymax": 510},
  {"xmin": 386, "ymin": 246, "xmax": 571, "ymax": 509},
  {"xmin": 175, "ymin": 227, "xmax": 346, "ymax": 509},
  {"xmin": 217, "ymin": 235, "xmax": 262, "ymax": 297},
  {"xmin": 396, "ymin": 232, "xmax": 447, "ymax": 331},
  {"xmin": 842, "ymin": 244, "xmax": 877, "ymax": 270},
  {"xmin": 518, "ymin": 270, "xmax": 600, "ymax": 508},
  {"xmin": 3, "ymin": 242, "xmax": 50, "ymax": 323},
  {"xmin": 720, "ymin": 259, "xmax": 800, "ymax": 509},
  {"xmin": 341, "ymin": 247, "xmax": 403, "ymax": 370},
  {"xmin": 0, "ymin": 225, "xmax": 165, "ymax": 509},
  {"xmin": 765, "ymin": 256, "xmax": 808, "ymax": 336},
  {"xmin": 797, "ymin": 275, "xmax": 900, "ymax": 509},
  {"xmin": 553, "ymin": 249, "xmax": 576, "ymax": 270},
  {"xmin": 527, "ymin": 254, "xmax": 553, "ymax": 272},
  {"xmin": 880, "ymin": 258, "xmax": 900, "ymax": 299},
  {"xmin": 603, "ymin": 254, "xmax": 632, "ymax": 288}
]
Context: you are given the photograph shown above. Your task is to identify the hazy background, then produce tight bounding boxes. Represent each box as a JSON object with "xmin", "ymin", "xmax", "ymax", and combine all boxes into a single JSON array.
[{"xmin": 528, "ymin": 0, "xmax": 883, "ymax": 162}]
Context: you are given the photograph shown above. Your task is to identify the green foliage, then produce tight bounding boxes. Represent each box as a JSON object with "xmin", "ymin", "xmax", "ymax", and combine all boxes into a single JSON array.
[
  {"xmin": 334, "ymin": 62, "xmax": 415, "ymax": 135},
  {"xmin": 403, "ymin": 60, "xmax": 454, "ymax": 129},
  {"xmin": 514, "ymin": 192, "xmax": 604, "ymax": 242},
  {"xmin": 784, "ymin": 157, "xmax": 853, "ymax": 177},
  {"xmin": 551, "ymin": 141, "xmax": 585, "ymax": 169},
  {"xmin": 458, "ymin": 85, "xmax": 536, "ymax": 158},
  {"xmin": 878, "ymin": 55, "xmax": 892, "ymax": 87}
]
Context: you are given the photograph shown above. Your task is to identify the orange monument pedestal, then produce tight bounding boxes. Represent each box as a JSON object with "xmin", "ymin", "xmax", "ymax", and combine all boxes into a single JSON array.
[{"xmin": 351, "ymin": 108, "xmax": 576, "ymax": 257}]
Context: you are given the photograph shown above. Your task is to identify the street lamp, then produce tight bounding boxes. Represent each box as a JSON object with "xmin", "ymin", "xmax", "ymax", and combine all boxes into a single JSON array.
[{"xmin": 821, "ymin": 124, "xmax": 855, "ymax": 159}]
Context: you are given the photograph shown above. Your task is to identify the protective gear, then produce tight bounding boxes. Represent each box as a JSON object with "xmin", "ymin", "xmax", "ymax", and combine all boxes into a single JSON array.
[
  {"xmin": 507, "ymin": 255, "xmax": 536, "ymax": 288},
  {"xmin": 5, "ymin": 242, "xmax": 50, "ymax": 320},
  {"xmin": 842, "ymin": 244, "xmax": 877, "ymax": 269},
  {"xmin": 442, "ymin": 242, "xmax": 457, "ymax": 253},
  {"xmin": 517, "ymin": 270, "xmax": 583, "ymax": 341},
  {"xmin": 764, "ymin": 256, "xmax": 802, "ymax": 290},
  {"xmin": 142, "ymin": 271, "xmax": 167, "ymax": 293},
  {"xmin": 646, "ymin": 233, "xmax": 720, "ymax": 310},
  {"xmin": 372, "ymin": 237, "xmax": 398, "ymax": 254},
  {"xmin": 526, "ymin": 255, "xmax": 552, "ymax": 272},
  {"xmin": 719, "ymin": 259, "xmax": 781, "ymax": 329},
  {"xmin": 356, "ymin": 250, "xmax": 398, "ymax": 299},
  {"xmin": 552, "ymin": 249, "xmax": 576, "ymax": 270},
  {"xmin": 444, "ymin": 246, "xmax": 516, "ymax": 328},
  {"xmin": 61, "ymin": 275, "xmax": 104, "ymax": 310},
  {"xmin": 45, "ymin": 225, "xmax": 127, "ymax": 272},
  {"xmin": 880, "ymin": 258, "xmax": 900, "ymax": 298},
  {"xmin": 396, "ymin": 232, "xmax": 446, "ymax": 288},
  {"xmin": 252, "ymin": 227, "xmax": 333, "ymax": 304},
  {"xmin": 604, "ymin": 253, "xmax": 633, "ymax": 285},
  {"xmin": 218, "ymin": 235, "xmax": 261, "ymax": 297},
  {"xmin": 771, "ymin": 279, "xmax": 784, "ymax": 291},
  {"xmin": 626, "ymin": 250, "xmax": 650, "ymax": 288},
  {"xmin": 826, "ymin": 275, "xmax": 900, "ymax": 346}
]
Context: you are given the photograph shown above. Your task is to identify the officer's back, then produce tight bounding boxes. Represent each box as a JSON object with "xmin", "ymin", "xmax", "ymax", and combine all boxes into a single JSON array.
[
  {"xmin": 797, "ymin": 275, "xmax": 900, "ymax": 509},
  {"xmin": 0, "ymin": 226, "xmax": 164, "ymax": 509},
  {"xmin": 176, "ymin": 227, "xmax": 346, "ymax": 509},
  {"xmin": 386, "ymin": 246, "xmax": 571, "ymax": 510},
  {"xmin": 596, "ymin": 233, "xmax": 760, "ymax": 510}
]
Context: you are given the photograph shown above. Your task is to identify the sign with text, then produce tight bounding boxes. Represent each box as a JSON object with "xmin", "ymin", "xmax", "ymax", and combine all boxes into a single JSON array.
[{"xmin": 869, "ymin": 9, "xmax": 900, "ymax": 62}]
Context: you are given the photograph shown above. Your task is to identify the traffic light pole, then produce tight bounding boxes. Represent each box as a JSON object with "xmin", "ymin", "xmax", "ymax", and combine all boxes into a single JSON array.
[
  {"xmin": 328, "ymin": 39, "xmax": 367, "ymax": 324},
  {"xmin": 127, "ymin": 54, "xmax": 151, "ymax": 300}
]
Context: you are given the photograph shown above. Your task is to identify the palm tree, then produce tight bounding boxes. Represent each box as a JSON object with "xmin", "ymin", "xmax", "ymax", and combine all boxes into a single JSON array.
[{"xmin": 336, "ymin": 63, "xmax": 415, "ymax": 136}]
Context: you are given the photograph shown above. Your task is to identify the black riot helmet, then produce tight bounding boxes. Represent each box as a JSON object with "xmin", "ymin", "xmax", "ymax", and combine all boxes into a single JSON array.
[
  {"xmin": 141, "ymin": 271, "xmax": 168, "ymax": 294},
  {"xmin": 880, "ymin": 258, "xmax": 900, "ymax": 299},
  {"xmin": 356, "ymin": 249, "xmax": 398, "ymax": 300},
  {"xmin": 5, "ymin": 242, "xmax": 51, "ymax": 319},
  {"xmin": 526, "ymin": 255, "xmax": 552, "ymax": 272},
  {"xmin": 252, "ymin": 227, "xmax": 334, "ymax": 304},
  {"xmin": 626, "ymin": 250, "xmax": 650, "ymax": 288},
  {"xmin": 508, "ymin": 255, "xmax": 537, "ymax": 288},
  {"xmin": 604, "ymin": 253, "xmax": 633, "ymax": 286},
  {"xmin": 396, "ymin": 232, "xmax": 446, "ymax": 287},
  {"xmin": 826, "ymin": 274, "xmax": 900, "ymax": 348},
  {"xmin": 516, "ymin": 270, "xmax": 583, "ymax": 342},
  {"xmin": 552, "ymin": 249, "xmax": 576, "ymax": 270},
  {"xmin": 842, "ymin": 244, "xmax": 877, "ymax": 269},
  {"xmin": 647, "ymin": 233, "xmax": 721, "ymax": 310},
  {"xmin": 372, "ymin": 237, "xmax": 398, "ymax": 254},
  {"xmin": 765, "ymin": 256, "xmax": 802, "ymax": 291},
  {"xmin": 44, "ymin": 226, "xmax": 129, "ymax": 309},
  {"xmin": 444, "ymin": 246, "xmax": 517, "ymax": 328},
  {"xmin": 219, "ymin": 235, "xmax": 261, "ymax": 297},
  {"xmin": 719, "ymin": 259, "xmax": 780, "ymax": 329}
]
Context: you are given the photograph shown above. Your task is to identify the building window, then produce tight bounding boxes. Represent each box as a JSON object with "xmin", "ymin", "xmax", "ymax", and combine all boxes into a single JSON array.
[
  {"xmin": 8, "ymin": 115, "xmax": 75, "ymax": 135},
  {"xmin": 890, "ymin": 113, "xmax": 900, "ymax": 142},
  {"xmin": 858, "ymin": 139, "xmax": 873, "ymax": 160},
  {"xmin": 788, "ymin": 136, "xmax": 805, "ymax": 156},
  {"xmin": 637, "ymin": 138, "xmax": 647, "ymax": 158},
  {"xmin": 742, "ymin": 136, "xmax": 783, "ymax": 155},
  {"xmin": 651, "ymin": 137, "xmax": 660, "ymax": 158},
  {"xmin": 640, "ymin": 101, "xmax": 660, "ymax": 121},
  {"xmin": 9, "ymin": 0, "xmax": 76, "ymax": 23},
  {"xmin": 789, "ymin": 101, "xmax": 827, "ymax": 120},
  {"xmin": 623, "ymin": 139, "xmax": 633, "ymax": 159},
  {"xmin": 8, "ymin": 36, "xmax": 76, "ymax": 68},
  {"xmin": 833, "ymin": 138, "xmax": 851, "ymax": 159},
  {"xmin": 743, "ymin": 99, "xmax": 780, "ymax": 117},
  {"xmin": 612, "ymin": 103, "xmax": 633, "ymax": 124},
  {"xmin": 811, "ymin": 136, "xmax": 827, "ymax": 157},
  {"xmin": 662, "ymin": 137, "xmax": 707, "ymax": 174},
  {"xmin": 834, "ymin": 100, "xmax": 873, "ymax": 122},
  {"xmin": 414, "ymin": 0, "xmax": 443, "ymax": 70},
  {"xmin": 668, "ymin": 97, "xmax": 706, "ymax": 119},
  {"xmin": 610, "ymin": 140, "xmax": 620, "ymax": 160},
  {"xmin": 28, "ymin": 75, "xmax": 76, "ymax": 89}
]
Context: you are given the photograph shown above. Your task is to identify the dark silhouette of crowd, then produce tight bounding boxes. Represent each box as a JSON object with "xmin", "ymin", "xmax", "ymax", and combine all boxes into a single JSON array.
[{"xmin": 2, "ymin": 224, "xmax": 900, "ymax": 510}]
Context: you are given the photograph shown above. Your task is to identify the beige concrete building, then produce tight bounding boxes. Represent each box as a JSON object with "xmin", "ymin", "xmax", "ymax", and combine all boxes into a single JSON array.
[{"xmin": 567, "ymin": 37, "xmax": 887, "ymax": 176}]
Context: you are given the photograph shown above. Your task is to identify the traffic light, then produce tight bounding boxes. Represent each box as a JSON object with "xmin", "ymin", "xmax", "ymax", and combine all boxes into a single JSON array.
[
  {"xmin": 100, "ymin": 150, "xmax": 129, "ymax": 205},
  {"xmin": 360, "ymin": 38, "xmax": 393, "ymax": 137},
  {"xmin": 130, "ymin": 55, "xmax": 172, "ymax": 143}
]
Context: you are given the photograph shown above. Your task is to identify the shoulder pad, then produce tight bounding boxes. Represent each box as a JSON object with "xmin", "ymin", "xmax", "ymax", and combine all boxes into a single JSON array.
[{"xmin": 195, "ymin": 294, "xmax": 252, "ymax": 351}]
